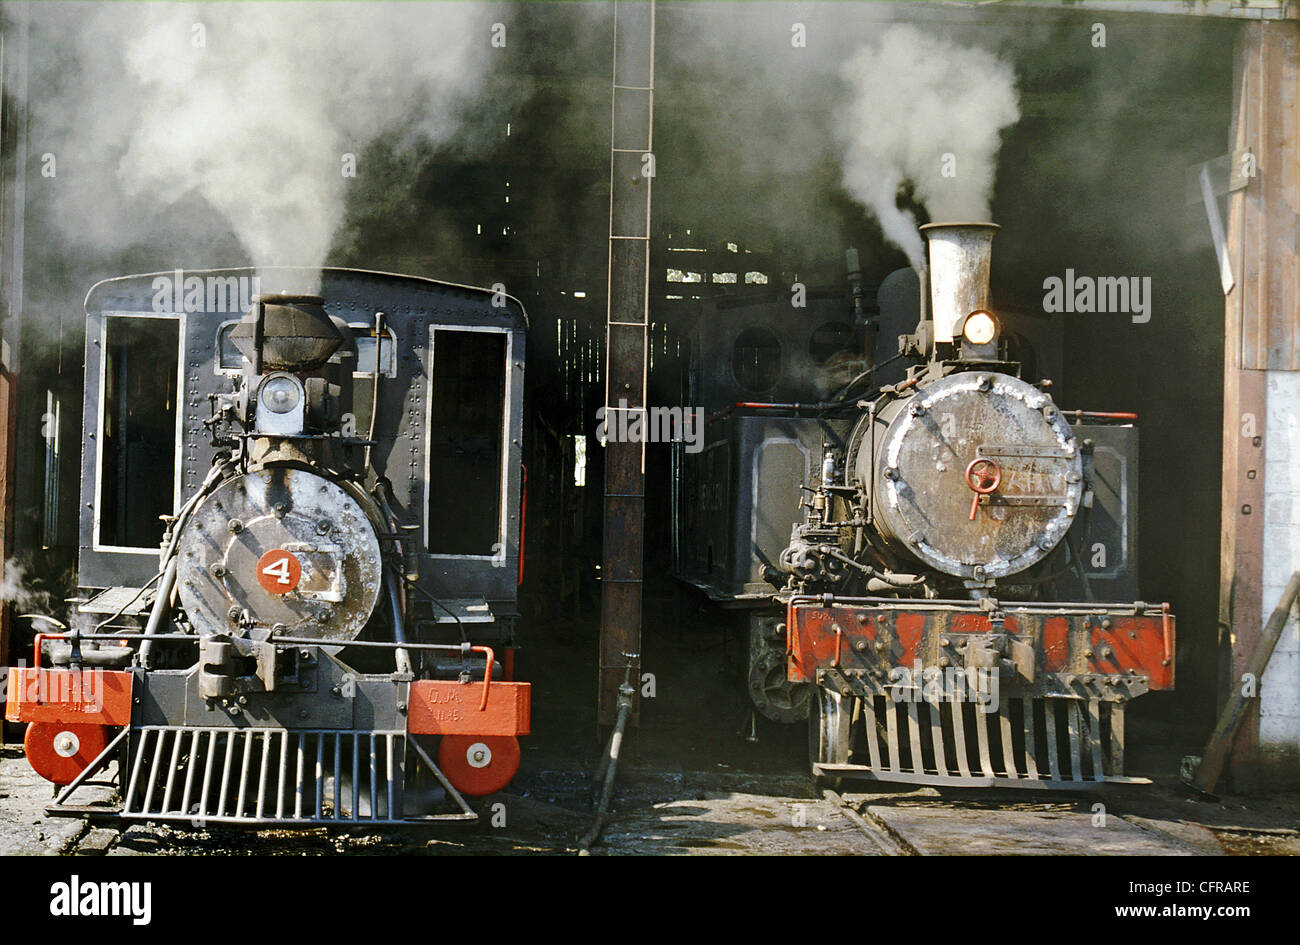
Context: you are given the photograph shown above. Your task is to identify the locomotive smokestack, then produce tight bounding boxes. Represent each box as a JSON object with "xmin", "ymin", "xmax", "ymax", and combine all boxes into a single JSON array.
[{"xmin": 919, "ymin": 222, "xmax": 999, "ymax": 346}]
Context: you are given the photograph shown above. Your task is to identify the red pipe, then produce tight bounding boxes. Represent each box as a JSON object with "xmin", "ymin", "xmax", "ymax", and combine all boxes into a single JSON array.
[
  {"xmin": 1061, "ymin": 410, "xmax": 1139, "ymax": 421},
  {"xmin": 31, "ymin": 632, "xmax": 63, "ymax": 669},
  {"xmin": 1161, "ymin": 602, "xmax": 1172, "ymax": 667},
  {"xmin": 473, "ymin": 645, "xmax": 495, "ymax": 710}
]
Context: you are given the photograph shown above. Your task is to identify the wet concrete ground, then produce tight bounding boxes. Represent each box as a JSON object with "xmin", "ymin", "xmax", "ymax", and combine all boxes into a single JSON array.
[{"xmin": 3, "ymin": 744, "xmax": 1297, "ymax": 855}]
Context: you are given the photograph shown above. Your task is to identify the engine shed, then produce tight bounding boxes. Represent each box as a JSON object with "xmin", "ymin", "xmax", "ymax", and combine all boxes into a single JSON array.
[{"xmin": 0, "ymin": 0, "xmax": 1296, "ymax": 805}]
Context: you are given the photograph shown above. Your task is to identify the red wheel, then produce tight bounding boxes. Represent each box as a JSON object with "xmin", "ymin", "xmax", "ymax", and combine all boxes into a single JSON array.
[
  {"xmin": 437, "ymin": 734, "xmax": 521, "ymax": 796},
  {"xmin": 964, "ymin": 458, "xmax": 1002, "ymax": 494},
  {"xmin": 24, "ymin": 722, "xmax": 109, "ymax": 785}
]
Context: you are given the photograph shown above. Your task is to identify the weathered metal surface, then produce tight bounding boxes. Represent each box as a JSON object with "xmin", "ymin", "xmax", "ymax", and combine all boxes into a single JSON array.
[
  {"xmin": 175, "ymin": 468, "xmax": 383, "ymax": 649},
  {"xmin": 79, "ymin": 268, "xmax": 527, "ymax": 608},
  {"xmin": 786, "ymin": 600, "xmax": 1175, "ymax": 693},
  {"xmin": 1051, "ymin": 421, "xmax": 1141, "ymax": 601},
  {"xmin": 678, "ymin": 415, "xmax": 834, "ymax": 602},
  {"xmin": 920, "ymin": 222, "xmax": 999, "ymax": 344},
  {"xmin": 814, "ymin": 696, "xmax": 1140, "ymax": 787},
  {"xmin": 859, "ymin": 371, "xmax": 1084, "ymax": 579},
  {"xmin": 229, "ymin": 294, "xmax": 346, "ymax": 372}
]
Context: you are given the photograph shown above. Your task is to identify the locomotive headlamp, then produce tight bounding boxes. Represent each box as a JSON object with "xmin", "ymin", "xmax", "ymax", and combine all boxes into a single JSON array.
[
  {"xmin": 962, "ymin": 310, "xmax": 997, "ymax": 346},
  {"xmin": 260, "ymin": 374, "xmax": 303, "ymax": 414}
]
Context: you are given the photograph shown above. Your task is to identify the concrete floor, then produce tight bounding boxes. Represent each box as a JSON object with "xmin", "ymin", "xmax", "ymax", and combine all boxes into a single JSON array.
[{"xmin": 3, "ymin": 745, "xmax": 1297, "ymax": 855}]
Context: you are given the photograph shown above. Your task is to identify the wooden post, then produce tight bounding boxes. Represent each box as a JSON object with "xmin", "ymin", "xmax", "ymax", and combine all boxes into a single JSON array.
[
  {"xmin": 599, "ymin": 1, "xmax": 654, "ymax": 728},
  {"xmin": 1220, "ymin": 19, "xmax": 1300, "ymax": 789}
]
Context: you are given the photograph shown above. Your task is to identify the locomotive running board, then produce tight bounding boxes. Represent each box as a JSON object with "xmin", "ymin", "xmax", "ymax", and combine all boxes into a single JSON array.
[
  {"xmin": 818, "ymin": 696, "xmax": 1150, "ymax": 790},
  {"xmin": 48, "ymin": 726, "xmax": 478, "ymax": 824}
]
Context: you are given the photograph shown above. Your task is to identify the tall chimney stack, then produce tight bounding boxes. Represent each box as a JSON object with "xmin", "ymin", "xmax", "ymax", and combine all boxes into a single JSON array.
[{"xmin": 920, "ymin": 222, "xmax": 999, "ymax": 345}]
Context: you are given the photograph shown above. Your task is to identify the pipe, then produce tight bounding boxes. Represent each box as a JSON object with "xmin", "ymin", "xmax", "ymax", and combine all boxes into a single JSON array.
[
  {"xmin": 363, "ymin": 311, "xmax": 385, "ymax": 472},
  {"xmin": 577, "ymin": 678, "xmax": 635, "ymax": 855},
  {"xmin": 139, "ymin": 555, "xmax": 179, "ymax": 669},
  {"xmin": 385, "ymin": 566, "xmax": 413, "ymax": 676},
  {"xmin": 1191, "ymin": 570, "xmax": 1300, "ymax": 794},
  {"xmin": 1060, "ymin": 410, "xmax": 1139, "ymax": 422},
  {"xmin": 41, "ymin": 640, "xmax": 132, "ymax": 668}
]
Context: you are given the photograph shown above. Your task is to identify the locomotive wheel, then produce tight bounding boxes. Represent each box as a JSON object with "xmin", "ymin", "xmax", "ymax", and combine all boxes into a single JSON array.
[
  {"xmin": 808, "ymin": 686, "xmax": 853, "ymax": 790},
  {"xmin": 438, "ymin": 734, "xmax": 521, "ymax": 797},
  {"xmin": 24, "ymin": 722, "xmax": 109, "ymax": 786}
]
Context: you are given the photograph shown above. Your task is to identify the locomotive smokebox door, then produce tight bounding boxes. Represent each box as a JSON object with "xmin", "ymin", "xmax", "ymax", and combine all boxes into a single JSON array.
[
  {"xmin": 175, "ymin": 467, "xmax": 383, "ymax": 651},
  {"xmin": 857, "ymin": 371, "xmax": 1084, "ymax": 580}
]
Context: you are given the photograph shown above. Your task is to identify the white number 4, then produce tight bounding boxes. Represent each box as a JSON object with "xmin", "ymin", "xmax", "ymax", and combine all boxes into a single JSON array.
[{"xmin": 263, "ymin": 557, "xmax": 292, "ymax": 585}]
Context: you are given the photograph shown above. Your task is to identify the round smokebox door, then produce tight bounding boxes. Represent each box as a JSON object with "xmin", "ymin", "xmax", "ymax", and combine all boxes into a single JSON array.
[
  {"xmin": 175, "ymin": 468, "xmax": 383, "ymax": 650},
  {"xmin": 873, "ymin": 372, "xmax": 1084, "ymax": 580}
]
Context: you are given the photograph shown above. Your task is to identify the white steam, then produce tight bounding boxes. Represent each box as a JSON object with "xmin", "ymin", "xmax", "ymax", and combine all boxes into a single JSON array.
[
  {"xmin": 836, "ymin": 25, "xmax": 1019, "ymax": 269},
  {"xmin": 23, "ymin": 2, "xmax": 492, "ymax": 285}
]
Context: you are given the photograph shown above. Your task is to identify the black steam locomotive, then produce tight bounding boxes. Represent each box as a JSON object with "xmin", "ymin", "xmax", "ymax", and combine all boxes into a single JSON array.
[
  {"xmin": 5, "ymin": 268, "xmax": 530, "ymax": 824},
  {"xmin": 676, "ymin": 223, "xmax": 1174, "ymax": 788}
]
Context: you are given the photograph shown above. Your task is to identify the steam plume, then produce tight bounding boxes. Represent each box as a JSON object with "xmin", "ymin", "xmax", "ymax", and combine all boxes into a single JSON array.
[
  {"xmin": 836, "ymin": 25, "xmax": 1019, "ymax": 269},
  {"xmin": 21, "ymin": 2, "xmax": 493, "ymax": 286}
]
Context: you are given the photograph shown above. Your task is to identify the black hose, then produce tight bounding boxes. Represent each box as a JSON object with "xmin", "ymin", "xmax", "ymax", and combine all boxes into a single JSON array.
[{"xmin": 577, "ymin": 680, "xmax": 635, "ymax": 855}]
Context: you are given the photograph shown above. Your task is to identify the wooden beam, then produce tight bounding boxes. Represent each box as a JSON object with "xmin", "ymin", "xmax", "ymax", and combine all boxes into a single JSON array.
[{"xmin": 1220, "ymin": 19, "xmax": 1300, "ymax": 789}]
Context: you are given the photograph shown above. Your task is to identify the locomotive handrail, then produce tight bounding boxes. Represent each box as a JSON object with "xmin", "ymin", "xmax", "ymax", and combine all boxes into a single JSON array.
[
  {"xmin": 782, "ymin": 594, "xmax": 1171, "ymax": 615},
  {"xmin": 26, "ymin": 633, "xmax": 499, "ymax": 711}
]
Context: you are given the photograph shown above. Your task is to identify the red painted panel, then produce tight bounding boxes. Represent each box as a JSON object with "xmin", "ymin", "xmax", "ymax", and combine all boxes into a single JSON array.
[
  {"xmin": 893, "ymin": 612, "xmax": 926, "ymax": 666},
  {"xmin": 5, "ymin": 668, "xmax": 133, "ymax": 725},
  {"xmin": 1093, "ymin": 615, "xmax": 1175, "ymax": 690},
  {"xmin": 1041, "ymin": 617, "xmax": 1071, "ymax": 672},
  {"xmin": 407, "ymin": 680, "xmax": 531, "ymax": 736}
]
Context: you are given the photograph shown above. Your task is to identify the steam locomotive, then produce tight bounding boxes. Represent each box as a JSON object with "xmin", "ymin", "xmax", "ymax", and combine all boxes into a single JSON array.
[
  {"xmin": 677, "ymin": 223, "xmax": 1174, "ymax": 788},
  {"xmin": 5, "ymin": 268, "xmax": 530, "ymax": 824}
]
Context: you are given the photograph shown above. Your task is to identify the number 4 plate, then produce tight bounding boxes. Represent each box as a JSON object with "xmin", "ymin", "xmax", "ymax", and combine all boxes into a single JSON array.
[{"xmin": 256, "ymin": 549, "xmax": 302, "ymax": 595}]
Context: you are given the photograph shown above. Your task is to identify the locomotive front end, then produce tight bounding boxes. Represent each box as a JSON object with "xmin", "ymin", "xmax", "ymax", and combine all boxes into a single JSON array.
[
  {"xmin": 7, "ymin": 270, "xmax": 531, "ymax": 823},
  {"xmin": 776, "ymin": 224, "xmax": 1175, "ymax": 789}
]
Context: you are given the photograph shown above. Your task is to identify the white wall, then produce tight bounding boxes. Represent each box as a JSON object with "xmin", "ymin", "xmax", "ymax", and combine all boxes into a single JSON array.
[{"xmin": 1260, "ymin": 369, "xmax": 1300, "ymax": 766}]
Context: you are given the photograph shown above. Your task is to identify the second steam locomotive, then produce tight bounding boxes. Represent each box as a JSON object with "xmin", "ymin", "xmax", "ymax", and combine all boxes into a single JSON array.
[{"xmin": 678, "ymin": 223, "xmax": 1174, "ymax": 788}]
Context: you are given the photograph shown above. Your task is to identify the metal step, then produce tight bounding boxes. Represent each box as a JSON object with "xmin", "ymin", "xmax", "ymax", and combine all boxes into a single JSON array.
[
  {"xmin": 119, "ymin": 727, "xmax": 474, "ymax": 825},
  {"xmin": 817, "ymin": 696, "xmax": 1149, "ymax": 789}
]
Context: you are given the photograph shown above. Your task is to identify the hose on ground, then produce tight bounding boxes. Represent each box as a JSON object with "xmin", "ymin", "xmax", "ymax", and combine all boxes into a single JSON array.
[{"xmin": 577, "ymin": 679, "xmax": 635, "ymax": 855}]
